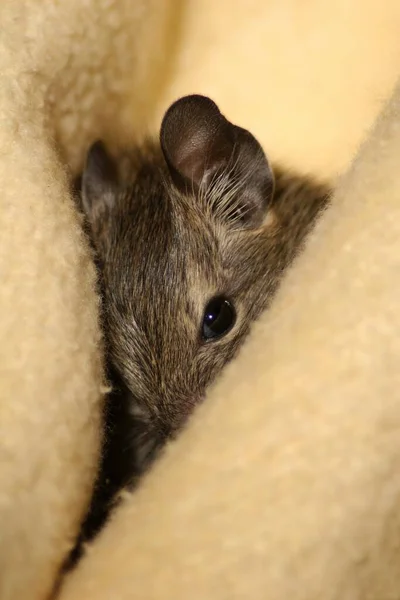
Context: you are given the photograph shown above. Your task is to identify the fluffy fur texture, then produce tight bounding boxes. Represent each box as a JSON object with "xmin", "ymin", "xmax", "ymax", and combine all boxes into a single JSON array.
[
  {"xmin": 76, "ymin": 102, "xmax": 329, "ymax": 541},
  {"xmin": 0, "ymin": 2, "xmax": 177, "ymax": 599},
  {"xmin": 61, "ymin": 79, "xmax": 400, "ymax": 600},
  {"xmin": 0, "ymin": 1, "xmax": 400, "ymax": 599}
]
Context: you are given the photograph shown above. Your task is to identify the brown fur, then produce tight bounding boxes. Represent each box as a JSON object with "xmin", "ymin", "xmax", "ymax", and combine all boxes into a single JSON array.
[
  {"xmin": 74, "ymin": 95, "xmax": 331, "ymax": 552},
  {"xmin": 103, "ymin": 148, "xmax": 330, "ymax": 429}
]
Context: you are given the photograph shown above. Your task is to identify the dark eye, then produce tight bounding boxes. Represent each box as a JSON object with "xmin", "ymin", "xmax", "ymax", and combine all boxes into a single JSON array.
[{"xmin": 201, "ymin": 296, "xmax": 236, "ymax": 341}]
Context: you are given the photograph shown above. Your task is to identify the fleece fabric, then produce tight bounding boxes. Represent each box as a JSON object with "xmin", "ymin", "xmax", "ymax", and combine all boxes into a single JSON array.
[{"xmin": 0, "ymin": 1, "xmax": 399, "ymax": 599}]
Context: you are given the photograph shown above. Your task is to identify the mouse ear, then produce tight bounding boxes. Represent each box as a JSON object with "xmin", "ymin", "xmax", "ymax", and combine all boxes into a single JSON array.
[
  {"xmin": 81, "ymin": 140, "xmax": 118, "ymax": 224},
  {"xmin": 160, "ymin": 94, "xmax": 274, "ymax": 228}
]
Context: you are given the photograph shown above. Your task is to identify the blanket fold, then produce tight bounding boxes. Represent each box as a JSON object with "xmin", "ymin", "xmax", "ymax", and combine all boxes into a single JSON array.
[
  {"xmin": 0, "ymin": 1, "xmax": 399, "ymax": 599},
  {"xmin": 59, "ymin": 81, "xmax": 400, "ymax": 600}
]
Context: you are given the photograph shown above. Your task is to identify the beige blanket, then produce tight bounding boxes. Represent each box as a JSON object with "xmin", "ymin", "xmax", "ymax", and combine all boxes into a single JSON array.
[{"xmin": 1, "ymin": 2, "xmax": 400, "ymax": 599}]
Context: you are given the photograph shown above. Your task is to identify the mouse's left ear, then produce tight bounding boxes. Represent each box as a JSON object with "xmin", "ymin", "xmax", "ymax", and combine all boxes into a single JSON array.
[
  {"xmin": 80, "ymin": 140, "xmax": 119, "ymax": 225},
  {"xmin": 160, "ymin": 94, "xmax": 274, "ymax": 228}
]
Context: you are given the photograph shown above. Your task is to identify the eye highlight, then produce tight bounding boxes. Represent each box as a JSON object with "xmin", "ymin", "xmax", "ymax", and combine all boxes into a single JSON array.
[{"xmin": 201, "ymin": 296, "xmax": 236, "ymax": 341}]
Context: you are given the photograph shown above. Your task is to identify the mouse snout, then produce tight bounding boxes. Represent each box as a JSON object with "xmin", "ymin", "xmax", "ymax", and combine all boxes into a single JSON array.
[
  {"xmin": 164, "ymin": 414, "xmax": 188, "ymax": 440},
  {"xmin": 161, "ymin": 398, "xmax": 199, "ymax": 440}
]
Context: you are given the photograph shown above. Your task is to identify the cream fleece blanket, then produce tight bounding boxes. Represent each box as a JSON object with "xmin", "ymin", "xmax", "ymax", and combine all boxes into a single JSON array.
[{"xmin": 0, "ymin": 2, "xmax": 400, "ymax": 600}]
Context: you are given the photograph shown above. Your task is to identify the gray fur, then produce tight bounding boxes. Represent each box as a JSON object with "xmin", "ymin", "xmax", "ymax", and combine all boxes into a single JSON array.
[{"xmin": 75, "ymin": 95, "xmax": 331, "ymax": 548}]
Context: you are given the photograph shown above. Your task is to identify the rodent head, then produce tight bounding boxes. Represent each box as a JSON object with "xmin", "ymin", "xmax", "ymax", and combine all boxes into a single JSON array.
[{"xmin": 81, "ymin": 95, "xmax": 277, "ymax": 461}]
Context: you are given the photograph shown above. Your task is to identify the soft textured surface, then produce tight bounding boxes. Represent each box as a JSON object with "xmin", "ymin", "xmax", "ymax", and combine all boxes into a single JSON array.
[
  {"xmin": 0, "ymin": 1, "xmax": 399, "ymax": 599},
  {"xmin": 0, "ymin": 2, "xmax": 174, "ymax": 599},
  {"xmin": 60, "ymin": 79, "xmax": 400, "ymax": 600}
]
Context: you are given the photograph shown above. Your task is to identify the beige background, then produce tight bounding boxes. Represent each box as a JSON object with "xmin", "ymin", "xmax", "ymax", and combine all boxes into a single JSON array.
[
  {"xmin": 154, "ymin": 0, "xmax": 400, "ymax": 179},
  {"xmin": 0, "ymin": 1, "xmax": 399, "ymax": 599}
]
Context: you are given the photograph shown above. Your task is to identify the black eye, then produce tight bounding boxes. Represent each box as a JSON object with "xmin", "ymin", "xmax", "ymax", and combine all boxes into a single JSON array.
[{"xmin": 201, "ymin": 296, "xmax": 236, "ymax": 341}]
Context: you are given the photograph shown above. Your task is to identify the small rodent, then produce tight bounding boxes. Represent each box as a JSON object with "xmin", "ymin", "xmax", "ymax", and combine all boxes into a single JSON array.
[{"xmin": 73, "ymin": 94, "xmax": 331, "ymax": 555}]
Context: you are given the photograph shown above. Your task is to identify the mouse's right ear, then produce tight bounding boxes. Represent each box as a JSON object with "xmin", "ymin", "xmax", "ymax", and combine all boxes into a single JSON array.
[
  {"xmin": 160, "ymin": 94, "xmax": 274, "ymax": 228},
  {"xmin": 81, "ymin": 140, "xmax": 118, "ymax": 224},
  {"xmin": 160, "ymin": 95, "xmax": 234, "ymax": 194}
]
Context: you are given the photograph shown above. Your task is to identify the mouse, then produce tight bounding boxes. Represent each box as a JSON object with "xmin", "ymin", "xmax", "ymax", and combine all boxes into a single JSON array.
[{"xmin": 72, "ymin": 94, "xmax": 332, "ymax": 557}]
